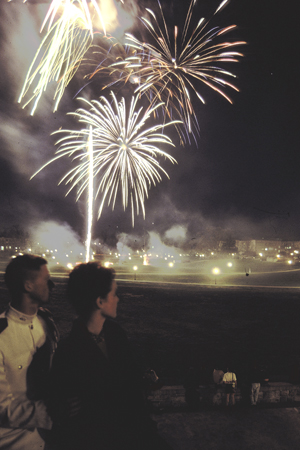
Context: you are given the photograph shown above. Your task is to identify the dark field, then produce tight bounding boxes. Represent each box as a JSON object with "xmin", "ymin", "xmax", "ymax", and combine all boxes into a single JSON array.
[{"xmin": 1, "ymin": 278, "xmax": 300, "ymax": 385}]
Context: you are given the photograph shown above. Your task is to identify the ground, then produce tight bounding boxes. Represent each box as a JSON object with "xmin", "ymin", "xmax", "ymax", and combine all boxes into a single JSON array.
[{"xmin": 154, "ymin": 406, "xmax": 300, "ymax": 450}]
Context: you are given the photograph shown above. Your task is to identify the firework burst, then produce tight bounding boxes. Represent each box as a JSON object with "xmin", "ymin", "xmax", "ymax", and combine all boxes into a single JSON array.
[
  {"xmin": 110, "ymin": 0, "xmax": 246, "ymax": 140},
  {"xmin": 18, "ymin": 2, "xmax": 93, "ymax": 115},
  {"xmin": 31, "ymin": 92, "xmax": 180, "ymax": 226},
  {"xmin": 84, "ymin": 37, "xmax": 141, "ymax": 93},
  {"xmin": 41, "ymin": 0, "xmax": 106, "ymax": 36}
]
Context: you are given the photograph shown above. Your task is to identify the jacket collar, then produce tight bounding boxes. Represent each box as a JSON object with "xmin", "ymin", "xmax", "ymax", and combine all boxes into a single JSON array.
[{"xmin": 6, "ymin": 304, "xmax": 37, "ymax": 325}]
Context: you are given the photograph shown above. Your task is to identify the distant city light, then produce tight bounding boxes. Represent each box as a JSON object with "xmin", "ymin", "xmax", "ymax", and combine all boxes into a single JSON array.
[
  {"xmin": 104, "ymin": 261, "xmax": 113, "ymax": 268},
  {"xmin": 227, "ymin": 262, "xmax": 233, "ymax": 268}
]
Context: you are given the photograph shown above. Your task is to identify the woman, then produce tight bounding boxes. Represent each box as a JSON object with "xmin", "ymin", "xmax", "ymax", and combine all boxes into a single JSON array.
[{"xmin": 48, "ymin": 262, "xmax": 171, "ymax": 450}]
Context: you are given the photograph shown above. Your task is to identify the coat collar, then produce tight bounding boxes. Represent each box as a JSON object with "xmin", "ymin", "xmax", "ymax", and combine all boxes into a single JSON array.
[
  {"xmin": 69, "ymin": 318, "xmax": 112, "ymax": 364},
  {"xmin": 6, "ymin": 304, "xmax": 37, "ymax": 325}
]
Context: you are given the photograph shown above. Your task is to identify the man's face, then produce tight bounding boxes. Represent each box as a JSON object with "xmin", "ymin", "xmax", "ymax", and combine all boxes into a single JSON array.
[{"xmin": 27, "ymin": 264, "xmax": 51, "ymax": 305}]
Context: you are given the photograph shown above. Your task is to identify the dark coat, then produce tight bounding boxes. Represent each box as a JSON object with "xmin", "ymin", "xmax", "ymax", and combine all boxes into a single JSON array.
[{"xmin": 48, "ymin": 318, "xmax": 171, "ymax": 450}]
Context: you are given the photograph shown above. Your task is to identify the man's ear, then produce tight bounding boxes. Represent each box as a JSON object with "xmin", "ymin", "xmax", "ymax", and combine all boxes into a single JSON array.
[{"xmin": 23, "ymin": 279, "xmax": 33, "ymax": 293}]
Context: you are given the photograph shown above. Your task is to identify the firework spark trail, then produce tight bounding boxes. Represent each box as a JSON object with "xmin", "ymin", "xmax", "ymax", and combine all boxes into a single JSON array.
[
  {"xmin": 41, "ymin": 0, "xmax": 106, "ymax": 36},
  {"xmin": 86, "ymin": 125, "xmax": 94, "ymax": 262},
  {"xmin": 31, "ymin": 92, "xmax": 180, "ymax": 227},
  {"xmin": 84, "ymin": 37, "xmax": 142, "ymax": 91},
  {"xmin": 18, "ymin": 2, "xmax": 93, "ymax": 115},
  {"xmin": 108, "ymin": 0, "xmax": 246, "ymax": 140}
]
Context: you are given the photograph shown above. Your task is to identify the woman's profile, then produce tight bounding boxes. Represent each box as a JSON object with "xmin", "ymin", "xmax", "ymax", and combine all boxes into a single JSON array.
[{"xmin": 48, "ymin": 262, "xmax": 172, "ymax": 450}]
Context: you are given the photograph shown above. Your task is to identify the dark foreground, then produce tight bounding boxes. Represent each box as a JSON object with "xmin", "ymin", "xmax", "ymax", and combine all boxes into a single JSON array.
[
  {"xmin": 1, "ymin": 278, "xmax": 300, "ymax": 449},
  {"xmin": 154, "ymin": 405, "xmax": 300, "ymax": 450},
  {"xmin": 1, "ymin": 278, "xmax": 300, "ymax": 384},
  {"xmin": 110, "ymin": 281, "xmax": 300, "ymax": 384}
]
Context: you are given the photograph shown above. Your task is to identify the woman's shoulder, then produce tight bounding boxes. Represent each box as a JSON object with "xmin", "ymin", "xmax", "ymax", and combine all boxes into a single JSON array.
[{"xmin": 104, "ymin": 319, "xmax": 127, "ymax": 338}]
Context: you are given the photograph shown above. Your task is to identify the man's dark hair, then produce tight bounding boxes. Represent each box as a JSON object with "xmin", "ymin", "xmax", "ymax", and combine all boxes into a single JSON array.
[
  {"xmin": 67, "ymin": 262, "xmax": 115, "ymax": 317},
  {"xmin": 4, "ymin": 254, "xmax": 48, "ymax": 301}
]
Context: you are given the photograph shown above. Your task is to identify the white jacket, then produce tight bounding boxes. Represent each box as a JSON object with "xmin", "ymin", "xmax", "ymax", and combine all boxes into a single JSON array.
[{"xmin": 0, "ymin": 306, "xmax": 58, "ymax": 449}]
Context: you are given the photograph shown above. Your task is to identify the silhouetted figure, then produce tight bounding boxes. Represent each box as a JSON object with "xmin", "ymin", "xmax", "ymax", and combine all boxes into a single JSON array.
[
  {"xmin": 248, "ymin": 363, "xmax": 269, "ymax": 405},
  {"xmin": 0, "ymin": 254, "xmax": 58, "ymax": 450},
  {"xmin": 143, "ymin": 368, "xmax": 164, "ymax": 396},
  {"xmin": 223, "ymin": 367, "xmax": 237, "ymax": 406},
  {"xmin": 48, "ymin": 262, "xmax": 173, "ymax": 450},
  {"xmin": 213, "ymin": 368, "xmax": 224, "ymax": 386}
]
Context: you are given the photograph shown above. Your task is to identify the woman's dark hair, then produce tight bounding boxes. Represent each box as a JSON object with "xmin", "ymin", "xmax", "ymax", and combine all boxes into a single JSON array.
[{"xmin": 67, "ymin": 262, "xmax": 115, "ymax": 317}]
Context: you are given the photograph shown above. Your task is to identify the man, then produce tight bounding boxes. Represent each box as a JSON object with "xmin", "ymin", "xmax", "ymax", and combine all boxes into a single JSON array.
[{"xmin": 0, "ymin": 254, "xmax": 58, "ymax": 450}]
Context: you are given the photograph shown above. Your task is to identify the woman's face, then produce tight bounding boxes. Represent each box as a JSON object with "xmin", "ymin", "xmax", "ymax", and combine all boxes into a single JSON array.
[{"xmin": 100, "ymin": 280, "xmax": 119, "ymax": 319}]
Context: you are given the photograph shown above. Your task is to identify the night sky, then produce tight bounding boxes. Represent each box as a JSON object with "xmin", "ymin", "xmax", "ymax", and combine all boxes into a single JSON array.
[{"xmin": 0, "ymin": 0, "xmax": 299, "ymax": 250}]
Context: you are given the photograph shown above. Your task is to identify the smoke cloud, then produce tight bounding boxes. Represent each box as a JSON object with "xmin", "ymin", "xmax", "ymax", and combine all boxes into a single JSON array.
[{"xmin": 30, "ymin": 220, "xmax": 85, "ymax": 266}]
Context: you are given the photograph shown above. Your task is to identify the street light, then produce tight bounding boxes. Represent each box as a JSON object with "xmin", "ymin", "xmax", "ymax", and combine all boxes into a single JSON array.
[
  {"xmin": 133, "ymin": 265, "xmax": 138, "ymax": 280},
  {"xmin": 212, "ymin": 267, "xmax": 220, "ymax": 285}
]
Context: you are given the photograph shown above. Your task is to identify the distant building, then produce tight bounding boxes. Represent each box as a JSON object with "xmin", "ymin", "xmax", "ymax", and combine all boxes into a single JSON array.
[
  {"xmin": 0, "ymin": 237, "xmax": 15, "ymax": 253},
  {"xmin": 236, "ymin": 239, "xmax": 300, "ymax": 259},
  {"xmin": 0, "ymin": 236, "xmax": 30, "ymax": 256}
]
